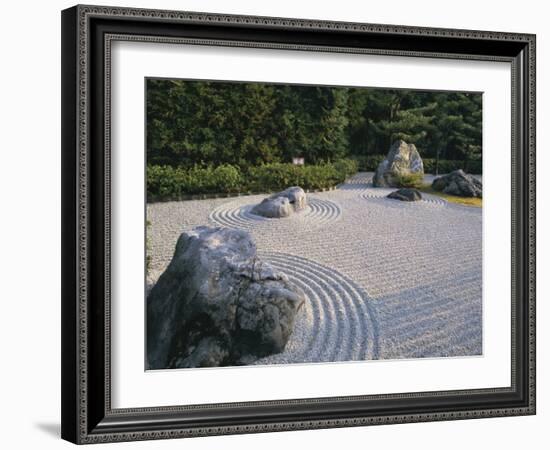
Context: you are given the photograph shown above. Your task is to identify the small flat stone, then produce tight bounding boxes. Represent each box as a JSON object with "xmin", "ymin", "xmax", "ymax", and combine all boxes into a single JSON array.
[{"xmin": 387, "ymin": 188, "xmax": 423, "ymax": 202}]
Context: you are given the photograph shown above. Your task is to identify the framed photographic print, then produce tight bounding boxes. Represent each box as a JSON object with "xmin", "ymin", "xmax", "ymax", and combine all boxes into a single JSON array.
[{"xmin": 61, "ymin": 4, "xmax": 536, "ymax": 444}]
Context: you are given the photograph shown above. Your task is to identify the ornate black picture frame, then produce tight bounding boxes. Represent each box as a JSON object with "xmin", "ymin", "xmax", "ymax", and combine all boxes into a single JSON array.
[{"xmin": 61, "ymin": 4, "xmax": 536, "ymax": 444}]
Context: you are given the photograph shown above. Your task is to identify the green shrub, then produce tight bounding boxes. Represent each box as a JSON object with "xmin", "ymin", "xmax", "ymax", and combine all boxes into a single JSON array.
[
  {"xmin": 247, "ymin": 162, "xmax": 346, "ymax": 192},
  {"xmin": 351, "ymin": 154, "xmax": 385, "ymax": 171},
  {"xmin": 147, "ymin": 164, "xmax": 243, "ymax": 199},
  {"xmin": 393, "ymin": 172, "xmax": 424, "ymax": 188},
  {"xmin": 247, "ymin": 164, "xmax": 300, "ymax": 192},
  {"xmin": 147, "ymin": 165, "xmax": 186, "ymax": 198},
  {"xmin": 147, "ymin": 158, "xmax": 358, "ymax": 201},
  {"xmin": 211, "ymin": 165, "xmax": 243, "ymax": 193},
  {"xmin": 333, "ymin": 159, "xmax": 359, "ymax": 178}
]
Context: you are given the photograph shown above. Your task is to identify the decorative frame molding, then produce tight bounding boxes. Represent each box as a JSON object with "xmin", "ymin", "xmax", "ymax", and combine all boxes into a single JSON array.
[{"xmin": 61, "ymin": 4, "xmax": 536, "ymax": 444}]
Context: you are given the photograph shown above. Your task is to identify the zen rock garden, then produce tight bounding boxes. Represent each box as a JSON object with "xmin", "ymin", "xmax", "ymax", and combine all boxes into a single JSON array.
[
  {"xmin": 147, "ymin": 226, "xmax": 305, "ymax": 369},
  {"xmin": 145, "ymin": 80, "xmax": 487, "ymax": 367},
  {"xmin": 146, "ymin": 140, "xmax": 484, "ymax": 368}
]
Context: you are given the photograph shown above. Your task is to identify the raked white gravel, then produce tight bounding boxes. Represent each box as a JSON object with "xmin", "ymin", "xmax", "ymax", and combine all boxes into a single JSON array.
[{"xmin": 147, "ymin": 172, "xmax": 482, "ymax": 364}]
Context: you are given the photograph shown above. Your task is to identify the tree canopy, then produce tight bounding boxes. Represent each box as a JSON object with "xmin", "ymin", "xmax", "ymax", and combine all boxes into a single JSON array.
[{"xmin": 146, "ymin": 78, "xmax": 482, "ymax": 169}]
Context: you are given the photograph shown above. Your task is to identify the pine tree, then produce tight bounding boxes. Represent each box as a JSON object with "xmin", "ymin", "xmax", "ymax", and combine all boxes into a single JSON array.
[{"xmin": 146, "ymin": 80, "xmax": 482, "ymax": 172}]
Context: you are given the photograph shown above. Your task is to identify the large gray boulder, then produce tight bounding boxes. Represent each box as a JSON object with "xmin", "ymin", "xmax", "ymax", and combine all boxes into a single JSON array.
[
  {"xmin": 387, "ymin": 188, "xmax": 423, "ymax": 202},
  {"xmin": 432, "ymin": 170, "xmax": 482, "ymax": 198},
  {"xmin": 372, "ymin": 140, "xmax": 424, "ymax": 187},
  {"xmin": 276, "ymin": 186, "xmax": 307, "ymax": 211},
  {"xmin": 147, "ymin": 226, "xmax": 305, "ymax": 369},
  {"xmin": 251, "ymin": 186, "xmax": 307, "ymax": 218},
  {"xmin": 251, "ymin": 196, "xmax": 293, "ymax": 218}
]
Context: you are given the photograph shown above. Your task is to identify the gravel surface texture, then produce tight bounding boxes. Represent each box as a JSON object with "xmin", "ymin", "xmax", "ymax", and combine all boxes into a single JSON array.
[{"xmin": 147, "ymin": 172, "xmax": 482, "ymax": 364}]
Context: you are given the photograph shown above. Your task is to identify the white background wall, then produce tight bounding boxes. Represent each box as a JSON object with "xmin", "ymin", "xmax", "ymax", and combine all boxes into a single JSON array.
[{"xmin": 0, "ymin": 0, "xmax": 546, "ymax": 448}]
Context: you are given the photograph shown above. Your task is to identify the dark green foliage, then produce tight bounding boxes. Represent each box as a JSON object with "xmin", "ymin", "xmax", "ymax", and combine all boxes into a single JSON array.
[
  {"xmin": 422, "ymin": 158, "xmax": 482, "ymax": 175},
  {"xmin": 147, "ymin": 79, "xmax": 482, "ymax": 171},
  {"xmin": 147, "ymin": 80, "xmax": 350, "ymax": 167},
  {"xmin": 147, "ymin": 159, "xmax": 358, "ymax": 202},
  {"xmin": 351, "ymin": 154, "xmax": 386, "ymax": 171},
  {"xmin": 146, "ymin": 164, "xmax": 243, "ymax": 199},
  {"xmin": 347, "ymin": 89, "xmax": 482, "ymax": 167},
  {"xmin": 351, "ymin": 155, "xmax": 481, "ymax": 174}
]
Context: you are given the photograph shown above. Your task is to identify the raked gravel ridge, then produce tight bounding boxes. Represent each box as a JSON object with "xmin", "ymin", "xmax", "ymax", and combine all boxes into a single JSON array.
[{"xmin": 147, "ymin": 172, "xmax": 482, "ymax": 364}]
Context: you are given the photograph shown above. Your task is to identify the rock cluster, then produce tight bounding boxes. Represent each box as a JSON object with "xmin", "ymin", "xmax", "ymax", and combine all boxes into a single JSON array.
[
  {"xmin": 252, "ymin": 186, "xmax": 307, "ymax": 218},
  {"xmin": 432, "ymin": 170, "xmax": 482, "ymax": 198},
  {"xmin": 372, "ymin": 140, "xmax": 424, "ymax": 187},
  {"xmin": 146, "ymin": 226, "xmax": 305, "ymax": 369},
  {"xmin": 387, "ymin": 188, "xmax": 423, "ymax": 202}
]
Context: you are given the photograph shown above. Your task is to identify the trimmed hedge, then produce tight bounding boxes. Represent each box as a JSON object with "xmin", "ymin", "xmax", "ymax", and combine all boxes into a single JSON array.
[
  {"xmin": 147, "ymin": 159, "xmax": 358, "ymax": 202},
  {"xmin": 351, "ymin": 154, "xmax": 481, "ymax": 174},
  {"xmin": 146, "ymin": 164, "xmax": 244, "ymax": 199}
]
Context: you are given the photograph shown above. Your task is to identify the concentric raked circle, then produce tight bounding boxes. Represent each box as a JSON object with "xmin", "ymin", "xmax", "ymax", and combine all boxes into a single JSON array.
[
  {"xmin": 253, "ymin": 252, "xmax": 379, "ymax": 365},
  {"xmin": 361, "ymin": 188, "xmax": 447, "ymax": 207},
  {"xmin": 209, "ymin": 197, "xmax": 342, "ymax": 230}
]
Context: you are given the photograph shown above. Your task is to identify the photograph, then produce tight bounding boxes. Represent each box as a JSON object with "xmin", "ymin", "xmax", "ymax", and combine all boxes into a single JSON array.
[{"xmin": 145, "ymin": 78, "xmax": 484, "ymax": 370}]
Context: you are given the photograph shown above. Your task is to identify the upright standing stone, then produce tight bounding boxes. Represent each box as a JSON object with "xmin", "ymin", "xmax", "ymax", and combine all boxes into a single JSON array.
[{"xmin": 372, "ymin": 140, "xmax": 424, "ymax": 187}]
